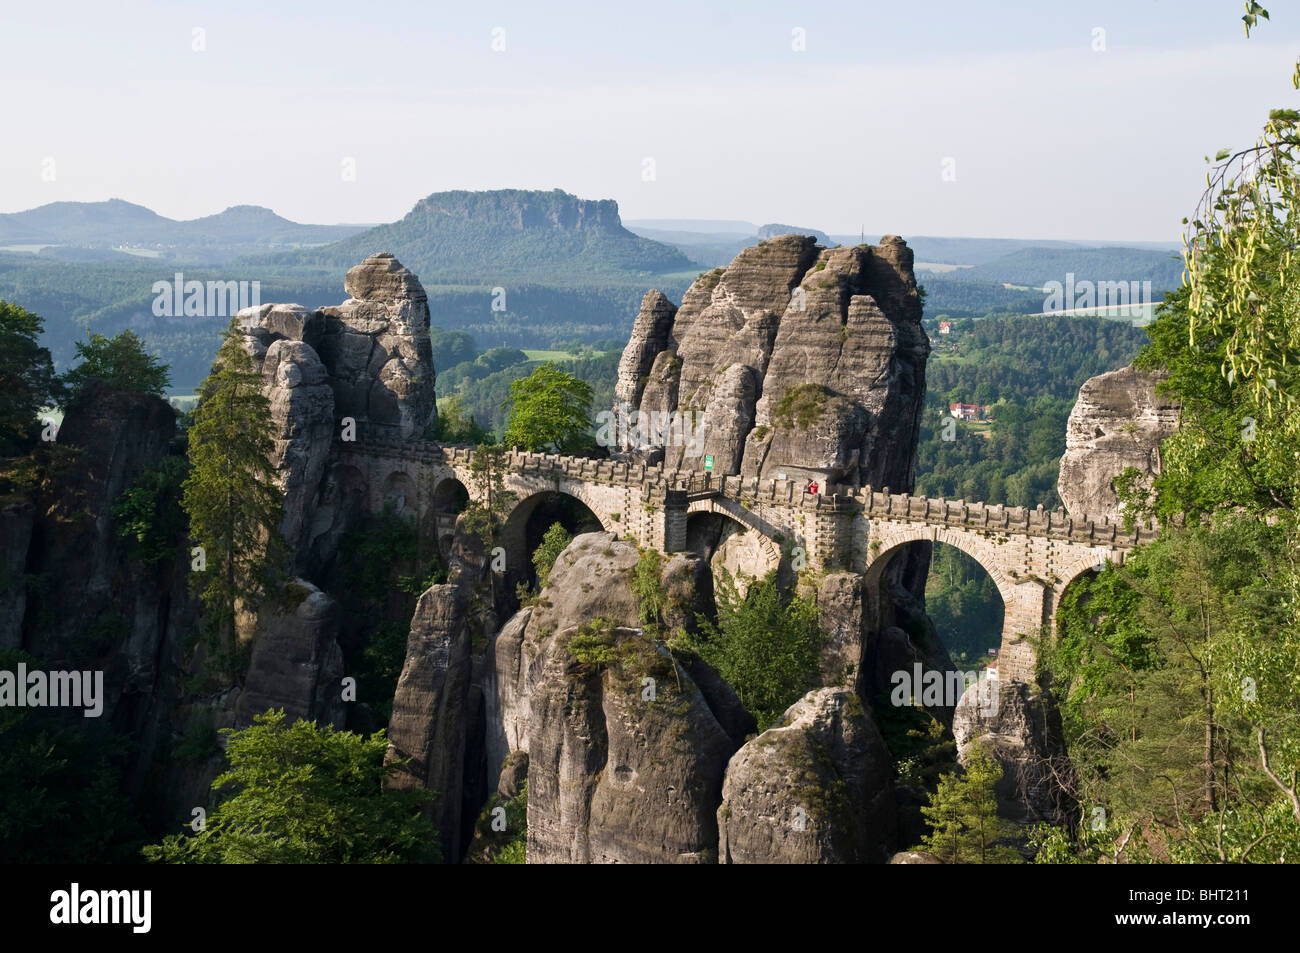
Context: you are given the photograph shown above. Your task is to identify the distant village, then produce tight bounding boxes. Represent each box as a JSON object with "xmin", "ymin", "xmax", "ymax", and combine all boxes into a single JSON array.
[{"xmin": 948, "ymin": 402, "xmax": 992, "ymax": 421}]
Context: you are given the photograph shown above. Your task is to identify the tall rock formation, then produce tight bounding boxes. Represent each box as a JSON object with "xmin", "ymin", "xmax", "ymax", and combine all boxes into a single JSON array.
[
  {"xmin": 1057, "ymin": 364, "xmax": 1180, "ymax": 523},
  {"xmin": 235, "ymin": 252, "xmax": 436, "ymax": 572},
  {"xmin": 613, "ymin": 235, "xmax": 928, "ymax": 491},
  {"xmin": 318, "ymin": 253, "xmax": 437, "ymax": 441},
  {"xmin": 483, "ymin": 533, "xmax": 744, "ymax": 863}
]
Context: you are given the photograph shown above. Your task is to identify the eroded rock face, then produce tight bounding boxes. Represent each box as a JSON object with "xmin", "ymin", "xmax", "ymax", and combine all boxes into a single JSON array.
[
  {"xmin": 527, "ymin": 625, "xmax": 733, "ymax": 863},
  {"xmin": 235, "ymin": 578, "xmax": 346, "ymax": 730},
  {"xmin": 24, "ymin": 382, "xmax": 190, "ymax": 723},
  {"xmin": 613, "ymin": 235, "xmax": 928, "ymax": 490},
  {"xmin": 717, "ymin": 688, "xmax": 897, "ymax": 864},
  {"xmin": 384, "ymin": 582, "xmax": 475, "ymax": 860},
  {"xmin": 813, "ymin": 572, "xmax": 957, "ymax": 719},
  {"xmin": 384, "ymin": 520, "xmax": 488, "ymax": 862},
  {"xmin": 0, "ymin": 503, "xmax": 35, "ymax": 650},
  {"xmin": 953, "ymin": 680, "xmax": 1075, "ymax": 827},
  {"xmin": 234, "ymin": 253, "xmax": 438, "ymax": 572},
  {"xmin": 483, "ymin": 533, "xmax": 740, "ymax": 863},
  {"xmin": 1057, "ymin": 364, "xmax": 1180, "ymax": 523},
  {"xmin": 318, "ymin": 253, "xmax": 436, "ymax": 441}
]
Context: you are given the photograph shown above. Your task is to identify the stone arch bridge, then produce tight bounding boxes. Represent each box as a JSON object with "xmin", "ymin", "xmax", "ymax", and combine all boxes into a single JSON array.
[{"xmin": 334, "ymin": 436, "xmax": 1159, "ymax": 683}]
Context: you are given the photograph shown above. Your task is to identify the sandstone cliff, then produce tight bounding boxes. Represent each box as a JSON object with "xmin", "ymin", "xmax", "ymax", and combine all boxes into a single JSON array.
[
  {"xmin": 235, "ymin": 252, "xmax": 436, "ymax": 572},
  {"xmin": 614, "ymin": 234, "xmax": 928, "ymax": 491},
  {"xmin": 718, "ymin": 687, "xmax": 896, "ymax": 864},
  {"xmin": 1057, "ymin": 364, "xmax": 1179, "ymax": 523},
  {"xmin": 483, "ymin": 533, "xmax": 744, "ymax": 863}
]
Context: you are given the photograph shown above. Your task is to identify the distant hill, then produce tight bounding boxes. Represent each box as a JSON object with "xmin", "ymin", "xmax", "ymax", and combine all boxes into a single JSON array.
[
  {"xmin": 0, "ymin": 199, "xmax": 364, "ymax": 257},
  {"xmin": 935, "ymin": 246, "xmax": 1185, "ymax": 292},
  {"xmin": 757, "ymin": 223, "xmax": 831, "ymax": 244},
  {"xmin": 625, "ymin": 220, "xmax": 831, "ymax": 268},
  {"xmin": 256, "ymin": 189, "xmax": 697, "ymax": 283}
]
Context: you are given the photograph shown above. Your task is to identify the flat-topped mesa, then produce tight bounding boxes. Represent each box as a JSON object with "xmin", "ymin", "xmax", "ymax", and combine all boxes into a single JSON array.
[{"xmin": 612, "ymin": 234, "xmax": 928, "ymax": 492}]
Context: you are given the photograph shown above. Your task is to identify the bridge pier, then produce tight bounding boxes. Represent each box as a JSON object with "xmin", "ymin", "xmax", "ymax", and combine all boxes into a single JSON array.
[
  {"xmin": 659, "ymin": 489, "xmax": 688, "ymax": 553},
  {"xmin": 997, "ymin": 581, "xmax": 1051, "ymax": 683}
]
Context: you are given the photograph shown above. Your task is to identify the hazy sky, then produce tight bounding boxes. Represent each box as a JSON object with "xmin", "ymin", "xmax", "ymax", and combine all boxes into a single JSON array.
[{"xmin": 3, "ymin": 0, "xmax": 1298, "ymax": 241}]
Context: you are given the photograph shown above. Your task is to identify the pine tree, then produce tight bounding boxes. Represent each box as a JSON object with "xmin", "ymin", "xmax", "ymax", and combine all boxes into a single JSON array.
[
  {"xmin": 919, "ymin": 743, "xmax": 1023, "ymax": 863},
  {"xmin": 181, "ymin": 327, "xmax": 285, "ymax": 672}
]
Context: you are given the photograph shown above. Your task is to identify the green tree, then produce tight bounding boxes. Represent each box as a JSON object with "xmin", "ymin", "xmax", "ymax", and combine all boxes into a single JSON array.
[
  {"xmin": 181, "ymin": 327, "xmax": 285, "ymax": 667},
  {"xmin": 429, "ymin": 394, "xmax": 492, "ymax": 445},
  {"xmin": 1044, "ymin": 515, "xmax": 1299, "ymax": 862},
  {"xmin": 111, "ymin": 455, "xmax": 190, "ymax": 567},
  {"xmin": 142, "ymin": 709, "xmax": 439, "ymax": 864},
  {"xmin": 531, "ymin": 521, "xmax": 572, "ymax": 588},
  {"xmin": 461, "ymin": 442, "xmax": 517, "ymax": 549},
  {"xmin": 0, "ymin": 301, "xmax": 60, "ymax": 455},
  {"xmin": 687, "ymin": 570, "xmax": 821, "ymax": 730},
  {"xmin": 918, "ymin": 743, "xmax": 1022, "ymax": 863},
  {"xmin": 61, "ymin": 329, "xmax": 171, "ymax": 400},
  {"xmin": 0, "ymin": 651, "xmax": 143, "ymax": 863},
  {"xmin": 502, "ymin": 362, "xmax": 594, "ymax": 453}
]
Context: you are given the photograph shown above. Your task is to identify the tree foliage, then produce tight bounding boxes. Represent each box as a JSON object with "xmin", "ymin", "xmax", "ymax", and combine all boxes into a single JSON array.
[
  {"xmin": 531, "ymin": 521, "xmax": 573, "ymax": 588},
  {"xmin": 112, "ymin": 454, "xmax": 190, "ymax": 567},
  {"xmin": 143, "ymin": 709, "xmax": 439, "ymax": 864},
  {"xmin": 502, "ymin": 362, "xmax": 594, "ymax": 453},
  {"xmin": 181, "ymin": 326, "xmax": 285, "ymax": 665},
  {"xmin": 0, "ymin": 300, "xmax": 59, "ymax": 455},
  {"xmin": 918, "ymin": 744, "xmax": 1023, "ymax": 863},
  {"xmin": 61, "ymin": 329, "xmax": 171, "ymax": 399},
  {"xmin": 686, "ymin": 570, "xmax": 821, "ymax": 731},
  {"xmin": 1042, "ymin": 515, "xmax": 1299, "ymax": 862}
]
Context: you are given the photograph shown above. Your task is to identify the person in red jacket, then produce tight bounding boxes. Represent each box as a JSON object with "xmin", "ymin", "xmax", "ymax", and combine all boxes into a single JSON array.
[{"xmin": 807, "ymin": 480, "xmax": 819, "ymax": 495}]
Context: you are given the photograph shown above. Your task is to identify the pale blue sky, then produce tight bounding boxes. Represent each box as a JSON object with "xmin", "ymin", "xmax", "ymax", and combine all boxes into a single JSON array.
[{"xmin": 3, "ymin": 0, "xmax": 1298, "ymax": 241}]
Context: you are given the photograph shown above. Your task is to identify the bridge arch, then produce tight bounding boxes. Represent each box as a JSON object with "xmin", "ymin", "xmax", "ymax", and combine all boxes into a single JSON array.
[
  {"xmin": 865, "ymin": 524, "xmax": 1021, "ymax": 613},
  {"xmin": 500, "ymin": 488, "xmax": 608, "ymax": 590},
  {"xmin": 865, "ymin": 523, "xmax": 1049, "ymax": 683},
  {"xmin": 685, "ymin": 498, "xmax": 783, "ymax": 585},
  {"xmin": 381, "ymin": 469, "xmax": 417, "ymax": 517},
  {"xmin": 429, "ymin": 476, "xmax": 470, "ymax": 558}
]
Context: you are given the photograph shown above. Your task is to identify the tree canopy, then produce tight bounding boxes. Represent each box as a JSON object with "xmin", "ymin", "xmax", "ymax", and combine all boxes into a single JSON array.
[
  {"xmin": 0, "ymin": 300, "xmax": 59, "ymax": 455},
  {"xmin": 143, "ymin": 709, "xmax": 439, "ymax": 864},
  {"xmin": 502, "ymin": 362, "xmax": 594, "ymax": 453},
  {"xmin": 61, "ymin": 329, "xmax": 171, "ymax": 399}
]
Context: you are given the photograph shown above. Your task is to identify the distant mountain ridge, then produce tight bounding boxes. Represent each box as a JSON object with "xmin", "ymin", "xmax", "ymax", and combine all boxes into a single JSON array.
[
  {"xmin": 253, "ymin": 189, "xmax": 696, "ymax": 283},
  {"xmin": 0, "ymin": 198, "xmax": 362, "ymax": 248}
]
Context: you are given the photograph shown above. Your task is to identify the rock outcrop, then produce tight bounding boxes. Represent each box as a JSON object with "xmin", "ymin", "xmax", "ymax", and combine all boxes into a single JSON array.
[
  {"xmin": 953, "ymin": 680, "xmax": 1075, "ymax": 827},
  {"xmin": 233, "ymin": 578, "xmax": 346, "ymax": 730},
  {"xmin": 384, "ymin": 582, "xmax": 475, "ymax": 859},
  {"xmin": 318, "ymin": 253, "xmax": 437, "ymax": 441},
  {"xmin": 717, "ymin": 688, "xmax": 896, "ymax": 863},
  {"xmin": 235, "ymin": 253, "xmax": 436, "ymax": 572},
  {"xmin": 24, "ymin": 381, "xmax": 192, "ymax": 726},
  {"xmin": 482, "ymin": 533, "xmax": 741, "ymax": 863},
  {"xmin": 384, "ymin": 523, "xmax": 487, "ymax": 861},
  {"xmin": 614, "ymin": 235, "xmax": 928, "ymax": 491},
  {"xmin": 1057, "ymin": 364, "xmax": 1180, "ymax": 523}
]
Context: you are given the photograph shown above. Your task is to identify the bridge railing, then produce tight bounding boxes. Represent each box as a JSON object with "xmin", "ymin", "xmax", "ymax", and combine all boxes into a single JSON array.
[{"xmin": 335, "ymin": 438, "xmax": 1159, "ymax": 548}]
